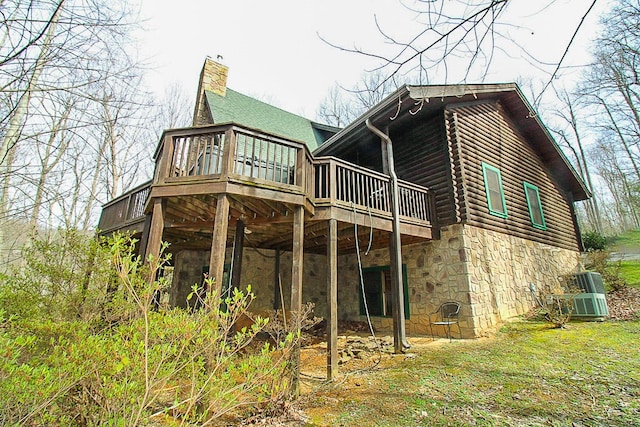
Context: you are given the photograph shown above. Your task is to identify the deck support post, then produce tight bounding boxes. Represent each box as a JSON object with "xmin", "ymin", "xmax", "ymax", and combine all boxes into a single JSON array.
[
  {"xmin": 274, "ymin": 249, "xmax": 281, "ymax": 310},
  {"xmin": 290, "ymin": 205, "xmax": 304, "ymax": 392},
  {"xmin": 209, "ymin": 193, "xmax": 230, "ymax": 299},
  {"xmin": 230, "ymin": 219, "xmax": 244, "ymax": 292},
  {"xmin": 388, "ymin": 231, "xmax": 404, "ymax": 353},
  {"xmin": 144, "ymin": 198, "xmax": 166, "ymax": 274},
  {"xmin": 327, "ymin": 218, "xmax": 338, "ymax": 380},
  {"xmin": 138, "ymin": 213, "xmax": 153, "ymax": 259},
  {"xmin": 291, "ymin": 205, "xmax": 304, "ymax": 321}
]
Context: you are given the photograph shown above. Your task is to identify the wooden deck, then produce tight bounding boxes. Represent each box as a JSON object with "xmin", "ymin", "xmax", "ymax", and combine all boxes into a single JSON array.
[{"xmin": 98, "ymin": 123, "xmax": 437, "ymax": 253}]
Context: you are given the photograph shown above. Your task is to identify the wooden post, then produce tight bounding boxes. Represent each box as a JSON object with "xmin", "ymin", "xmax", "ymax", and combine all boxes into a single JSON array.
[
  {"xmin": 209, "ymin": 194, "xmax": 230, "ymax": 298},
  {"xmin": 157, "ymin": 133, "xmax": 175, "ymax": 182},
  {"xmin": 230, "ymin": 219, "xmax": 244, "ymax": 291},
  {"xmin": 291, "ymin": 205, "xmax": 304, "ymax": 321},
  {"xmin": 273, "ymin": 249, "xmax": 281, "ymax": 310},
  {"xmin": 329, "ymin": 159, "xmax": 337, "ymax": 201},
  {"xmin": 290, "ymin": 205, "xmax": 304, "ymax": 392},
  {"xmin": 138, "ymin": 214, "xmax": 153, "ymax": 259},
  {"xmin": 327, "ymin": 218, "xmax": 338, "ymax": 380},
  {"xmin": 388, "ymin": 231, "xmax": 403, "ymax": 353},
  {"xmin": 381, "ymin": 141, "xmax": 389, "ymax": 175},
  {"xmin": 296, "ymin": 147, "xmax": 306, "ymax": 189},
  {"xmin": 221, "ymin": 127, "xmax": 236, "ymax": 178},
  {"xmin": 145, "ymin": 198, "xmax": 165, "ymax": 266}
]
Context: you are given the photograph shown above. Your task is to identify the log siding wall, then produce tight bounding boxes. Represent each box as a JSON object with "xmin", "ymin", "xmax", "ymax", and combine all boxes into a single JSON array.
[
  {"xmin": 445, "ymin": 101, "xmax": 580, "ymax": 251},
  {"xmin": 392, "ymin": 113, "xmax": 458, "ymax": 227}
]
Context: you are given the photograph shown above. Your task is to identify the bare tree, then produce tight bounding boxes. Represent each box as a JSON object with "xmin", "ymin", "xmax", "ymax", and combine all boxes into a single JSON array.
[
  {"xmin": 549, "ymin": 88, "xmax": 603, "ymax": 233},
  {"xmin": 318, "ymin": 70, "xmax": 397, "ymax": 127},
  {"xmin": 154, "ymin": 82, "xmax": 193, "ymax": 133},
  {"xmin": 320, "ymin": 0, "xmax": 599, "ymax": 100},
  {"xmin": 317, "ymin": 84, "xmax": 354, "ymax": 128},
  {"xmin": 590, "ymin": 138, "xmax": 640, "ymax": 231},
  {"xmin": 0, "ymin": 0, "xmax": 148, "ymax": 267},
  {"xmin": 577, "ymin": 0, "xmax": 640, "ymax": 233},
  {"xmin": 28, "ymin": 96, "xmax": 74, "ymax": 226}
]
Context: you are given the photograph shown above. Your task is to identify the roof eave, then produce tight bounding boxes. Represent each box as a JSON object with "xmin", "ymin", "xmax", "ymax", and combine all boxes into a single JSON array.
[
  {"xmin": 316, "ymin": 83, "xmax": 590, "ymax": 201},
  {"xmin": 510, "ymin": 85, "xmax": 591, "ymax": 200},
  {"xmin": 314, "ymin": 85, "xmax": 410, "ymax": 155}
]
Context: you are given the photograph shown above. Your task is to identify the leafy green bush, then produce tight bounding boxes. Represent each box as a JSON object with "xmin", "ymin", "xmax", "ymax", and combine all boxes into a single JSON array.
[
  {"xmin": 0, "ymin": 231, "xmax": 299, "ymax": 425},
  {"xmin": 0, "ymin": 229, "xmax": 113, "ymax": 323},
  {"xmin": 582, "ymin": 230, "xmax": 607, "ymax": 251}
]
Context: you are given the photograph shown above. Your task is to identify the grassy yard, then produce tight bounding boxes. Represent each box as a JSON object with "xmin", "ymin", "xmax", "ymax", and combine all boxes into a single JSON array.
[
  {"xmin": 600, "ymin": 229, "xmax": 640, "ymax": 288},
  {"xmin": 302, "ymin": 320, "xmax": 640, "ymax": 427},
  {"xmin": 609, "ymin": 229, "xmax": 640, "ymax": 252},
  {"xmin": 619, "ymin": 260, "xmax": 640, "ymax": 287}
]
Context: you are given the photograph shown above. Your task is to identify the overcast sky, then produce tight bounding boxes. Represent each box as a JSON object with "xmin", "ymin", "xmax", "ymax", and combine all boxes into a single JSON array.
[{"xmin": 134, "ymin": 0, "xmax": 611, "ymax": 120}]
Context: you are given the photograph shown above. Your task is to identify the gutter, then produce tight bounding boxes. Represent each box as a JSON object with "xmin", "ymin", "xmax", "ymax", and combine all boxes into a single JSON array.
[{"xmin": 365, "ymin": 118, "xmax": 410, "ymax": 353}]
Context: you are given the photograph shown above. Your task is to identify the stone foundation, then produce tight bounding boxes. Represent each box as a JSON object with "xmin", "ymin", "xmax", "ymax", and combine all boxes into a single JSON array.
[
  {"xmin": 167, "ymin": 223, "xmax": 582, "ymax": 338},
  {"xmin": 461, "ymin": 225, "xmax": 582, "ymax": 335},
  {"xmin": 168, "ymin": 249, "xmax": 209, "ymax": 308},
  {"xmin": 336, "ymin": 224, "xmax": 581, "ymax": 337},
  {"xmin": 167, "ymin": 247, "xmax": 327, "ymax": 315},
  {"xmin": 334, "ymin": 226, "xmax": 472, "ymax": 336}
]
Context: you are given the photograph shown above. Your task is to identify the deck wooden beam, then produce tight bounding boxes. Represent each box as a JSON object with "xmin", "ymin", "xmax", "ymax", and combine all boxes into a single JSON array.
[
  {"xmin": 208, "ymin": 194, "xmax": 230, "ymax": 298},
  {"xmin": 290, "ymin": 205, "xmax": 304, "ymax": 392},
  {"xmin": 145, "ymin": 198, "xmax": 166, "ymax": 269},
  {"xmin": 326, "ymin": 218, "xmax": 338, "ymax": 380}
]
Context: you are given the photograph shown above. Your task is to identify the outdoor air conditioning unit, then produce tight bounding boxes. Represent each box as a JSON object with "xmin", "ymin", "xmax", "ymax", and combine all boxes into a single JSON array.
[
  {"xmin": 571, "ymin": 293, "xmax": 609, "ymax": 318},
  {"xmin": 567, "ymin": 272, "xmax": 606, "ymax": 294},
  {"xmin": 551, "ymin": 271, "xmax": 609, "ymax": 319},
  {"xmin": 550, "ymin": 293, "xmax": 609, "ymax": 319}
]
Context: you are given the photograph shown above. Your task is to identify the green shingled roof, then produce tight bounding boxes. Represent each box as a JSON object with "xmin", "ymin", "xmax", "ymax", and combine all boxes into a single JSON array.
[{"xmin": 206, "ymin": 89, "xmax": 330, "ymax": 151}]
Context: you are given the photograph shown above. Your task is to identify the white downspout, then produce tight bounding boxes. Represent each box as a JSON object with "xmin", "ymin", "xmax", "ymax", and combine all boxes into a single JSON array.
[{"xmin": 366, "ymin": 119, "xmax": 410, "ymax": 352}]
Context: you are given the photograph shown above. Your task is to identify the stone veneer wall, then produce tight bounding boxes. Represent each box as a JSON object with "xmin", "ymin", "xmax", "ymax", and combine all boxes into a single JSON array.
[
  {"xmin": 168, "ymin": 249, "xmax": 210, "ymax": 308},
  {"xmin": 335, "ymin": 225, "xmax": 471, "ymax": 336},
  {"xmin": 167, "ymin": 248, "xmax": 327, "ymax": 316},
  {"xmin": 193, "ymin": 58, "xmax": 228, "ymax": 126},
  {"xmin": 336, "ymin": 224, "xmax": 582, "ymax": 337},
  {"xmin": 167, "ymin": 223, "xmax": 581, "ymax": 338},
  {"xmin": 461, "ymin": 224, "xmax": 582, "ymax": 335}
]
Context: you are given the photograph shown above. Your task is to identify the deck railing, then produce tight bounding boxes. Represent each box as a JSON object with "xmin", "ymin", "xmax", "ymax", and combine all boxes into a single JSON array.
[
  {"xmin": 155, "ymin": 124, "xmax": 309, "ymax": 189},
  {"xmin": 313, "ymin": 157, "xmax": 435, "ymax": 222},
  {"xmin": 101, "ymin": 126, "xmax": 435, "ymax": 234},
  {"xmin": 398, "ymin": 181, "xmax": 433, "ymax": 221},
  {"xmin": 98, "ymin": 181, "xmax": 151, "ymax": 232}
]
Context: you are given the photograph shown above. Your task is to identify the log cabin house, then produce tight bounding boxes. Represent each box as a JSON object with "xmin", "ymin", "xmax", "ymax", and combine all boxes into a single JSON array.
[{"xmin": 98, "ymin": 58, "xmax": 590, "ymax": 376}]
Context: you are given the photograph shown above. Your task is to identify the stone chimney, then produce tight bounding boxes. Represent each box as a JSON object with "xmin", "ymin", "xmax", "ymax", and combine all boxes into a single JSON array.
[{"xmin": 192, "ymin": 57, "xmax": 229, "ymax": 126}]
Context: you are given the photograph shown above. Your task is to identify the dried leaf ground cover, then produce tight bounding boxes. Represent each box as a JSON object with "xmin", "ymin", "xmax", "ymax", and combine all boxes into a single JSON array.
[{"xmin": 300, "ymin": 320, "xmax": 640, "ymax": 427}]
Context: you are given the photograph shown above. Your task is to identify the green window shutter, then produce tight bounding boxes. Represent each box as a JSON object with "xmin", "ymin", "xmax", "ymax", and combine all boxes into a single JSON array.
[
  {"xmin": 482, "ymin": 162, "xmax": 508, "ymax": 218},
  {"xmin": 523, "ymin": 182, "xmax": 546, "ymax": 230}
]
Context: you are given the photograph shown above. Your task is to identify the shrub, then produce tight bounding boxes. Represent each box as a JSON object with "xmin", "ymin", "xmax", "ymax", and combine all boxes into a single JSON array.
[
  {"xmin": 0, "ymin": 231, "xmax": 299, "ymax": 425},
  {"xmin": 582, "ymin": 230, "xmax": 607, "ymax": 251},
  {"xmin": 0, "ymin": 228, "xmax": 114, "ymax": 324}
]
